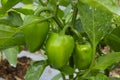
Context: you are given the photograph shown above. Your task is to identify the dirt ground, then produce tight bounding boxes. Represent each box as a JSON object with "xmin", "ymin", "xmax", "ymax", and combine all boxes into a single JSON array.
[{"xmin": 0, "ymin": 56, "xmax": 31, "ymax": 80}]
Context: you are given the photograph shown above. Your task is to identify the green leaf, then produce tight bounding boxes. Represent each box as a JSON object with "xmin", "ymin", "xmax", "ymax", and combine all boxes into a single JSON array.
[
  {"xmin": 75, "ymin": 19, "xmax": 83, "ymax": 33},
  {"xmin": 95, "ymin": 73, "xmax": 108, "ymax": 80},
  {"xmin": 0, "ymin": 34, "xmax": 25, "ymax": 50},
  {"xmin": 93, "ymin": 52, "xmax": 120, "ymax": 70},
  {"xmin": 0, "ymin": 25, "xmax": 25, "ymax": 50},
  {"xmin": 58, "ymin": 0, "xmax": 70, "ymax": 6},
  {"xmin": 14, "ymin": 8, "xmax": 34, "ymax": 15},
  {"xmin": 20, "ymin": 4, "xmax": 34, "ymax": 10},
  {"xmin": 49, "ymin": 0, "xmax": 70, "ymax": 6},
  {"xmin": 7, "ymin": 11, "xmax": 23, "ymax": 27},
  {"xmin": 1, "ymin": 0, "xmax": 8, "ymax": 6},
  {"xmin": 109, "ymin": 77, "xmax": 120, "ymax": 80},
  {"xmin": 113, "ymin": 16, "xmax": 120, "ymax": 27},
  {"xmin": 3, "ymin": 46, "xmax": 19, "ymax": 67},
  {"xmin": 0, "ymin": 33, "xmax": 25, "ymax": 50},
  {"xmin": 105, "ymin": 27, "xmax": 120, "ymax": 51},
  {"xmin": 63, "ymin": 4, "xmax": 72, "ymax": 23},
  {"xmin": 21, "ymin": 0, "xmax": 33, "ymax": 4},
  {"xmin": 78, "ymin": 2, "xmax": 112, "ymax": 47},
  {"xmin": 0, "ymin": 0, "xmax": 22, "ymax": 13},
  {"xmin": 89, "ymin": 73, "xmax": 108, "ymax": 80},
  {"xmin": 0, "ymin": 11, "xmax": 23, "ymax": 27},
  {"xmin": 64, "ymin": 4, "xmax": 72, "ymax": 18},
  {"xmin": 52, "ymin": 73, "xmax": 62, "ymax": 80},
  {"xmin": 57, "ymin": 8, "xmax": 64, "ymax": 19},
  {"xmin": 60, "ymin": 65, "xmax": 74, "ymax": 75},
  {"xmin": 79, "ymin": 0, "xmax": 120, "ymax": 15},
  {"xmin": 0, "ymin": 24, "xmax": 18, "ymax": 40},
  {"xmin": 23, "ymin": 15, "xmax": 41, "ymax": 25},
  {"xmin": 25, "ymin": 60, "xmax": 47, "ymax": 80},
  {"xmin": 0, "ymin": 18, "xmax": 14, "ymax": 26}
]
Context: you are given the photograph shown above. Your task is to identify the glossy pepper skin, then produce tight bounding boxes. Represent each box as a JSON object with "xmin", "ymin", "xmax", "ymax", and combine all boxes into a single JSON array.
[
  {"xmin": 22, "ymin": 15, "xmax": 49, "ymax": 52},
  {"xmin": 74, "ymin": 43, "xmax": 92, "ymax": 70},
  {"xmin": 46, "ymin": 33, "xmax": 74, "ymax": 69}
]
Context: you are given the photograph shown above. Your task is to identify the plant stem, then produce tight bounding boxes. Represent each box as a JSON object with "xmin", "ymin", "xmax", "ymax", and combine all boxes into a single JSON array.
[
  {"xmin": 71, "ymin": 1, "xmax": 78, "ymax": 27},
  {"xmin": 39, "ymin": 0, "xmax": 46, "ymax": 6},
  {"xmin": 52, "ymin": 17, "xmax": 64, "ymax": 29},
  {"xmin": 105, "ymin": 68, "xmax": 110, "ymax": 76},
  {"xmin": 61, "ymin": 72, "xmax": 66, "ymax": 80},
  {"xmin": 79, "ymin": 5, "xmax": 97, "ymax": 78},
  {"xmin": 53, "ymin": 4, "xmax": 64, "ymax": 29},
  {"xmin": 0, "ymin": 52, "xmax": 2, "ymax": 62},
  {"xmin": 34, "ymin": 7, "xmax": 54, "ymax": 16},
  {"xmin": 68, "ymin": 2, "xmax": 78, "ymax": 78},
  {"xmin": 71, "ymin": 28, "xmax": 83, "ymax": 42},
  {"xmin": 34, "ymin": 6, "xmax": 64, "ymax": 29},
  {"xmin": 60, "ymin": 24, "xmax": 70, "ymax": 34},
  {"xmin": 34, "ymin": 6, "xmax": 63, "ymax": 29},
  {"xmin": 54, "ymin": 3, "xmax": 59, "ymax": 16},
  {"xmin": 69, "ymin": 55, "xmax": 74, "ymax": 79}
]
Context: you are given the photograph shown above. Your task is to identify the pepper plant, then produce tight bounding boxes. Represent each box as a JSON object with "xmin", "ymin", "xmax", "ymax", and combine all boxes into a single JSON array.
[{"xmin": 0, "ymin": 0, "xmax": 120, "ymax": 80}]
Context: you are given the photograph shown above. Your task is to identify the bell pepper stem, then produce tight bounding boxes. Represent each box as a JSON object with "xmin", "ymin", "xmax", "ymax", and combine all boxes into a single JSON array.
[
  {"xmin": 34, "ymin": 7, "xmax": 54, "ymax": 16},
  {"xmin": 34, "ymin": 7, "xmax": 64, "ymax": 29},
  {"xmin": 60, "ymin": 25, "xmax": 70, "ymax": 34},
  {"xmin": 20, "ymin": 16, "xmax": 53, "ymax": 29},
  {"xmin": 71, "ymin": 28, "xmax": 83, "ymax": 42}
]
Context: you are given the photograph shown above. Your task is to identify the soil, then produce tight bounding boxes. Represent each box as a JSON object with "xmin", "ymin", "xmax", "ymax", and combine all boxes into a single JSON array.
[{"xmin": 0, "ymin": 56, "xmax": 32, "ymax": 80}]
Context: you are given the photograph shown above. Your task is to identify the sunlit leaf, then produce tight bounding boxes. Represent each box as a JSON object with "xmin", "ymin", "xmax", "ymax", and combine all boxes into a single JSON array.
[
  {"xmin": 3, "ymin": 46, "xmax": 19, "ymax": 67},
  {"xmin": 25, "ymin": 60, "xmax": 47, "ymax": 80},
  {"xmin": 79, "ymin": 0, "xmax": 120, "ymax": 15},
  {"xmin": 0, "ymin": 25, "xmax": 25, "ymax": 50},
  {"xmin": 52, "ymin": 73, "xmax": 62, "ymax": 80},
  {"xmin": 78, "ymin": 2, "xmax": 112, "ymax": 47},
  {"xmin": 1, "ymin": 0, "xmax": 22, "ymax": 13},
  {"xmin": 7, "ymin": 11, "xmax": 23, "ymax": 27},
  {"xmin": 93, "ymin": 52, "xmax": 120, "ymax": 70}
]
